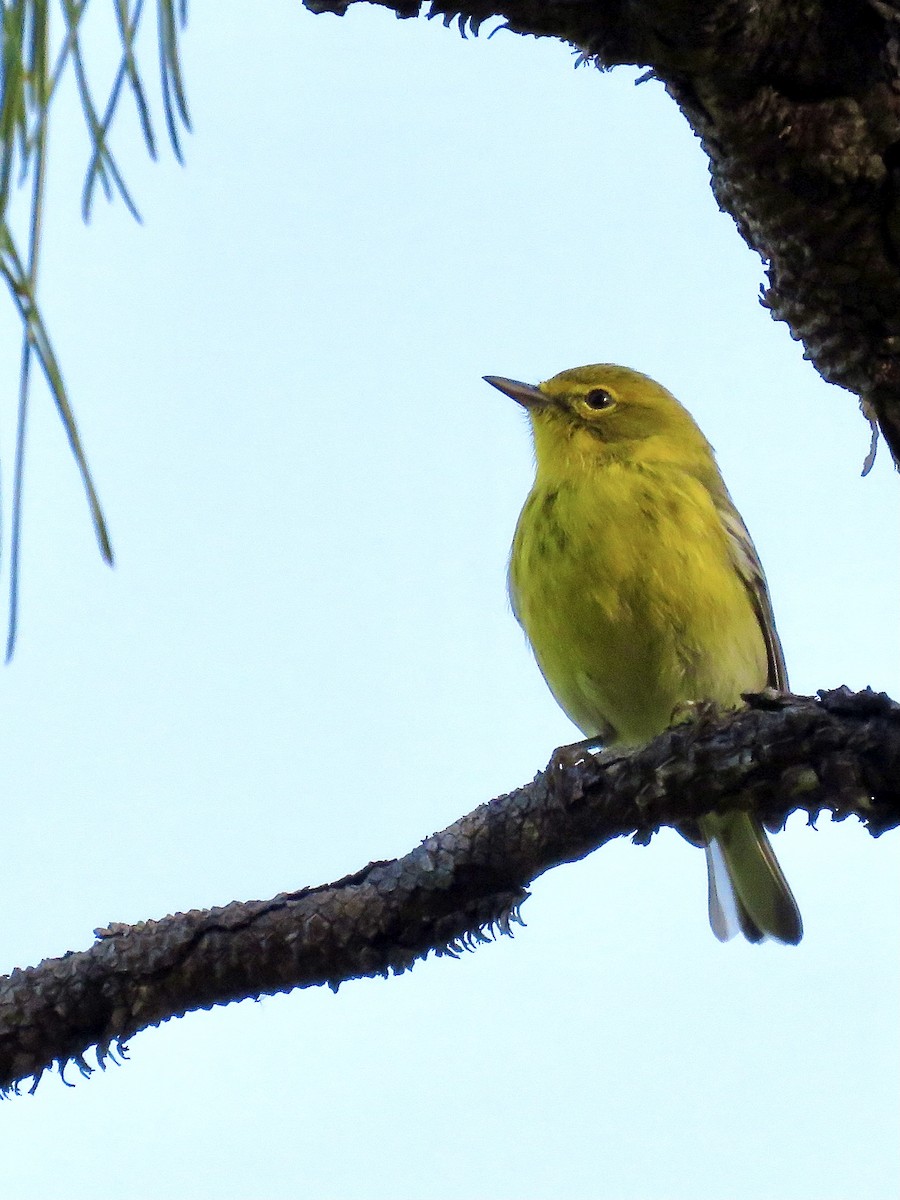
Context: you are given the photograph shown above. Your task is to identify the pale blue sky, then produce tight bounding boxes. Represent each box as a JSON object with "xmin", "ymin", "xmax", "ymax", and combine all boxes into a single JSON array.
[{"xmin": 1, "ymin": 3, "xmax": 898, "ymax": 1197}]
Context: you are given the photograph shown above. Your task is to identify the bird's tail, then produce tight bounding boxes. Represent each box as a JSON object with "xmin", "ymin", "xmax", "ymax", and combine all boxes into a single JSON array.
[{"xmin": 700, "ymin": 812, "xmax": 803, "ymax": 944}]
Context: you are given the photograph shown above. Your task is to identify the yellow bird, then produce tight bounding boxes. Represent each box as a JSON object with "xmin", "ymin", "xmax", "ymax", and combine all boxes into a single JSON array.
[{"xmin": 485, "ymin": 364, "xmax": 802, "ymax": 944}]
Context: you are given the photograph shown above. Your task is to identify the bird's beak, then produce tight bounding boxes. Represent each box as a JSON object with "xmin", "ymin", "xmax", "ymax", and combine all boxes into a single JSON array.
[{"xmin": 483, "ymin": 375, "xmax": 548, "ymax": 410}]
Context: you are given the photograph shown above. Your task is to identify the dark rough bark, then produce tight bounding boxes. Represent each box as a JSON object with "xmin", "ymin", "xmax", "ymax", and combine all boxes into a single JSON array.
[
  {"xmin": 306, "ymin": 0, "xmax": 900, "ymax": 467},
  {"xmin": 1, "ymin": 687, "xmax": 898, "ymax": 1094}
]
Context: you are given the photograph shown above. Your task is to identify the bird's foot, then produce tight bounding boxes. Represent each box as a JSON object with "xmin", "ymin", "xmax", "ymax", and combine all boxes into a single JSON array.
[
  {"xmin": 548, "ymin": 735, "xmax": 605, "ymax": 774},
  {"xmin": 543, "ymin": 735, "xmax": 608, "ymax": 801}
]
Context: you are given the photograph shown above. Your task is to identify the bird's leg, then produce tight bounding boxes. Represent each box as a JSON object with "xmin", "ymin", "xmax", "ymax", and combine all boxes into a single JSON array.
[
  {"xmin": 669, "ymin": 698, "xmax": 720, "ymax": 728},
  {"xmin": 548, "ymin": 734, "xmax": 607, "ymax": 774}
]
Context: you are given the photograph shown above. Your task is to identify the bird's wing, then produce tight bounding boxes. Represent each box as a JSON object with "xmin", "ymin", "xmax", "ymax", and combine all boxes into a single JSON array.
[{"xmin": 716, "ymin": 497, "xmax": 789, "ymax": 691}]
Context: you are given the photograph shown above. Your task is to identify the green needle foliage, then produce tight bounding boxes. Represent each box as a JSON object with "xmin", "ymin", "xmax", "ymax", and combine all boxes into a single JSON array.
[{"xmin": 0, "ymin": 0, "xmax": 190, "ymax": 657}]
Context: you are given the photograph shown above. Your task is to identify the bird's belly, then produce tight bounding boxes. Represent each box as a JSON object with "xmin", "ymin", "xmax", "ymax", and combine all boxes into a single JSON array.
[{"xmin": 509, "ymin": 482, "xmax": 768, "ymax": 745}]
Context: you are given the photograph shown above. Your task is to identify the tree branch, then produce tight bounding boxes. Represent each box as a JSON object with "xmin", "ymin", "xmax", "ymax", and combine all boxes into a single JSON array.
[
  {"xmin": 1, "ymin": 687, "xmax": 897, "ymax": 1094},
  {"xmin": 305, "ymin": 0, "xmax": 900, "ymax": 466}
]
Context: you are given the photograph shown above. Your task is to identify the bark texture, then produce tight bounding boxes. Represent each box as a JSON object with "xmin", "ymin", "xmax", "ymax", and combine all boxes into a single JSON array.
[
  {"xmin": 306, "ymin": 0, "xmax": 900, "ymax": 466},
  {"xmin": 1, "ymin": 688, "xmax": 898, "ymax": 1094}
]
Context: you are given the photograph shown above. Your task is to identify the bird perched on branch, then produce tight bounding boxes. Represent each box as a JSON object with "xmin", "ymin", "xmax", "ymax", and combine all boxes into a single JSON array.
[{"xmin": 485, "ymin": 363, "xmax": 802, "ymax": 944}]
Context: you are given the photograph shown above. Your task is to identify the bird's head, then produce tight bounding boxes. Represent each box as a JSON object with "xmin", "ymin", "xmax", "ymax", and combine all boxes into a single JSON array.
[{"xmin": 484, "ymin": 363, "xmax": 715, "ymax": 478}]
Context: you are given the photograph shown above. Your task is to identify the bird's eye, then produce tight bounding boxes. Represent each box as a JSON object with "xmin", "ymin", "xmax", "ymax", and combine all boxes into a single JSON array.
[{"xmin": 583, "ymin": 388, "xmax": 613, "ymax": 410}]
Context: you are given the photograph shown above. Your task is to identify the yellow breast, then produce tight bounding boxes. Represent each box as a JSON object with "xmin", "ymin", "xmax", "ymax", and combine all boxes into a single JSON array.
[{"xmin": 508, "ymin": 461, "xmax": 768, "ymax": 746}]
